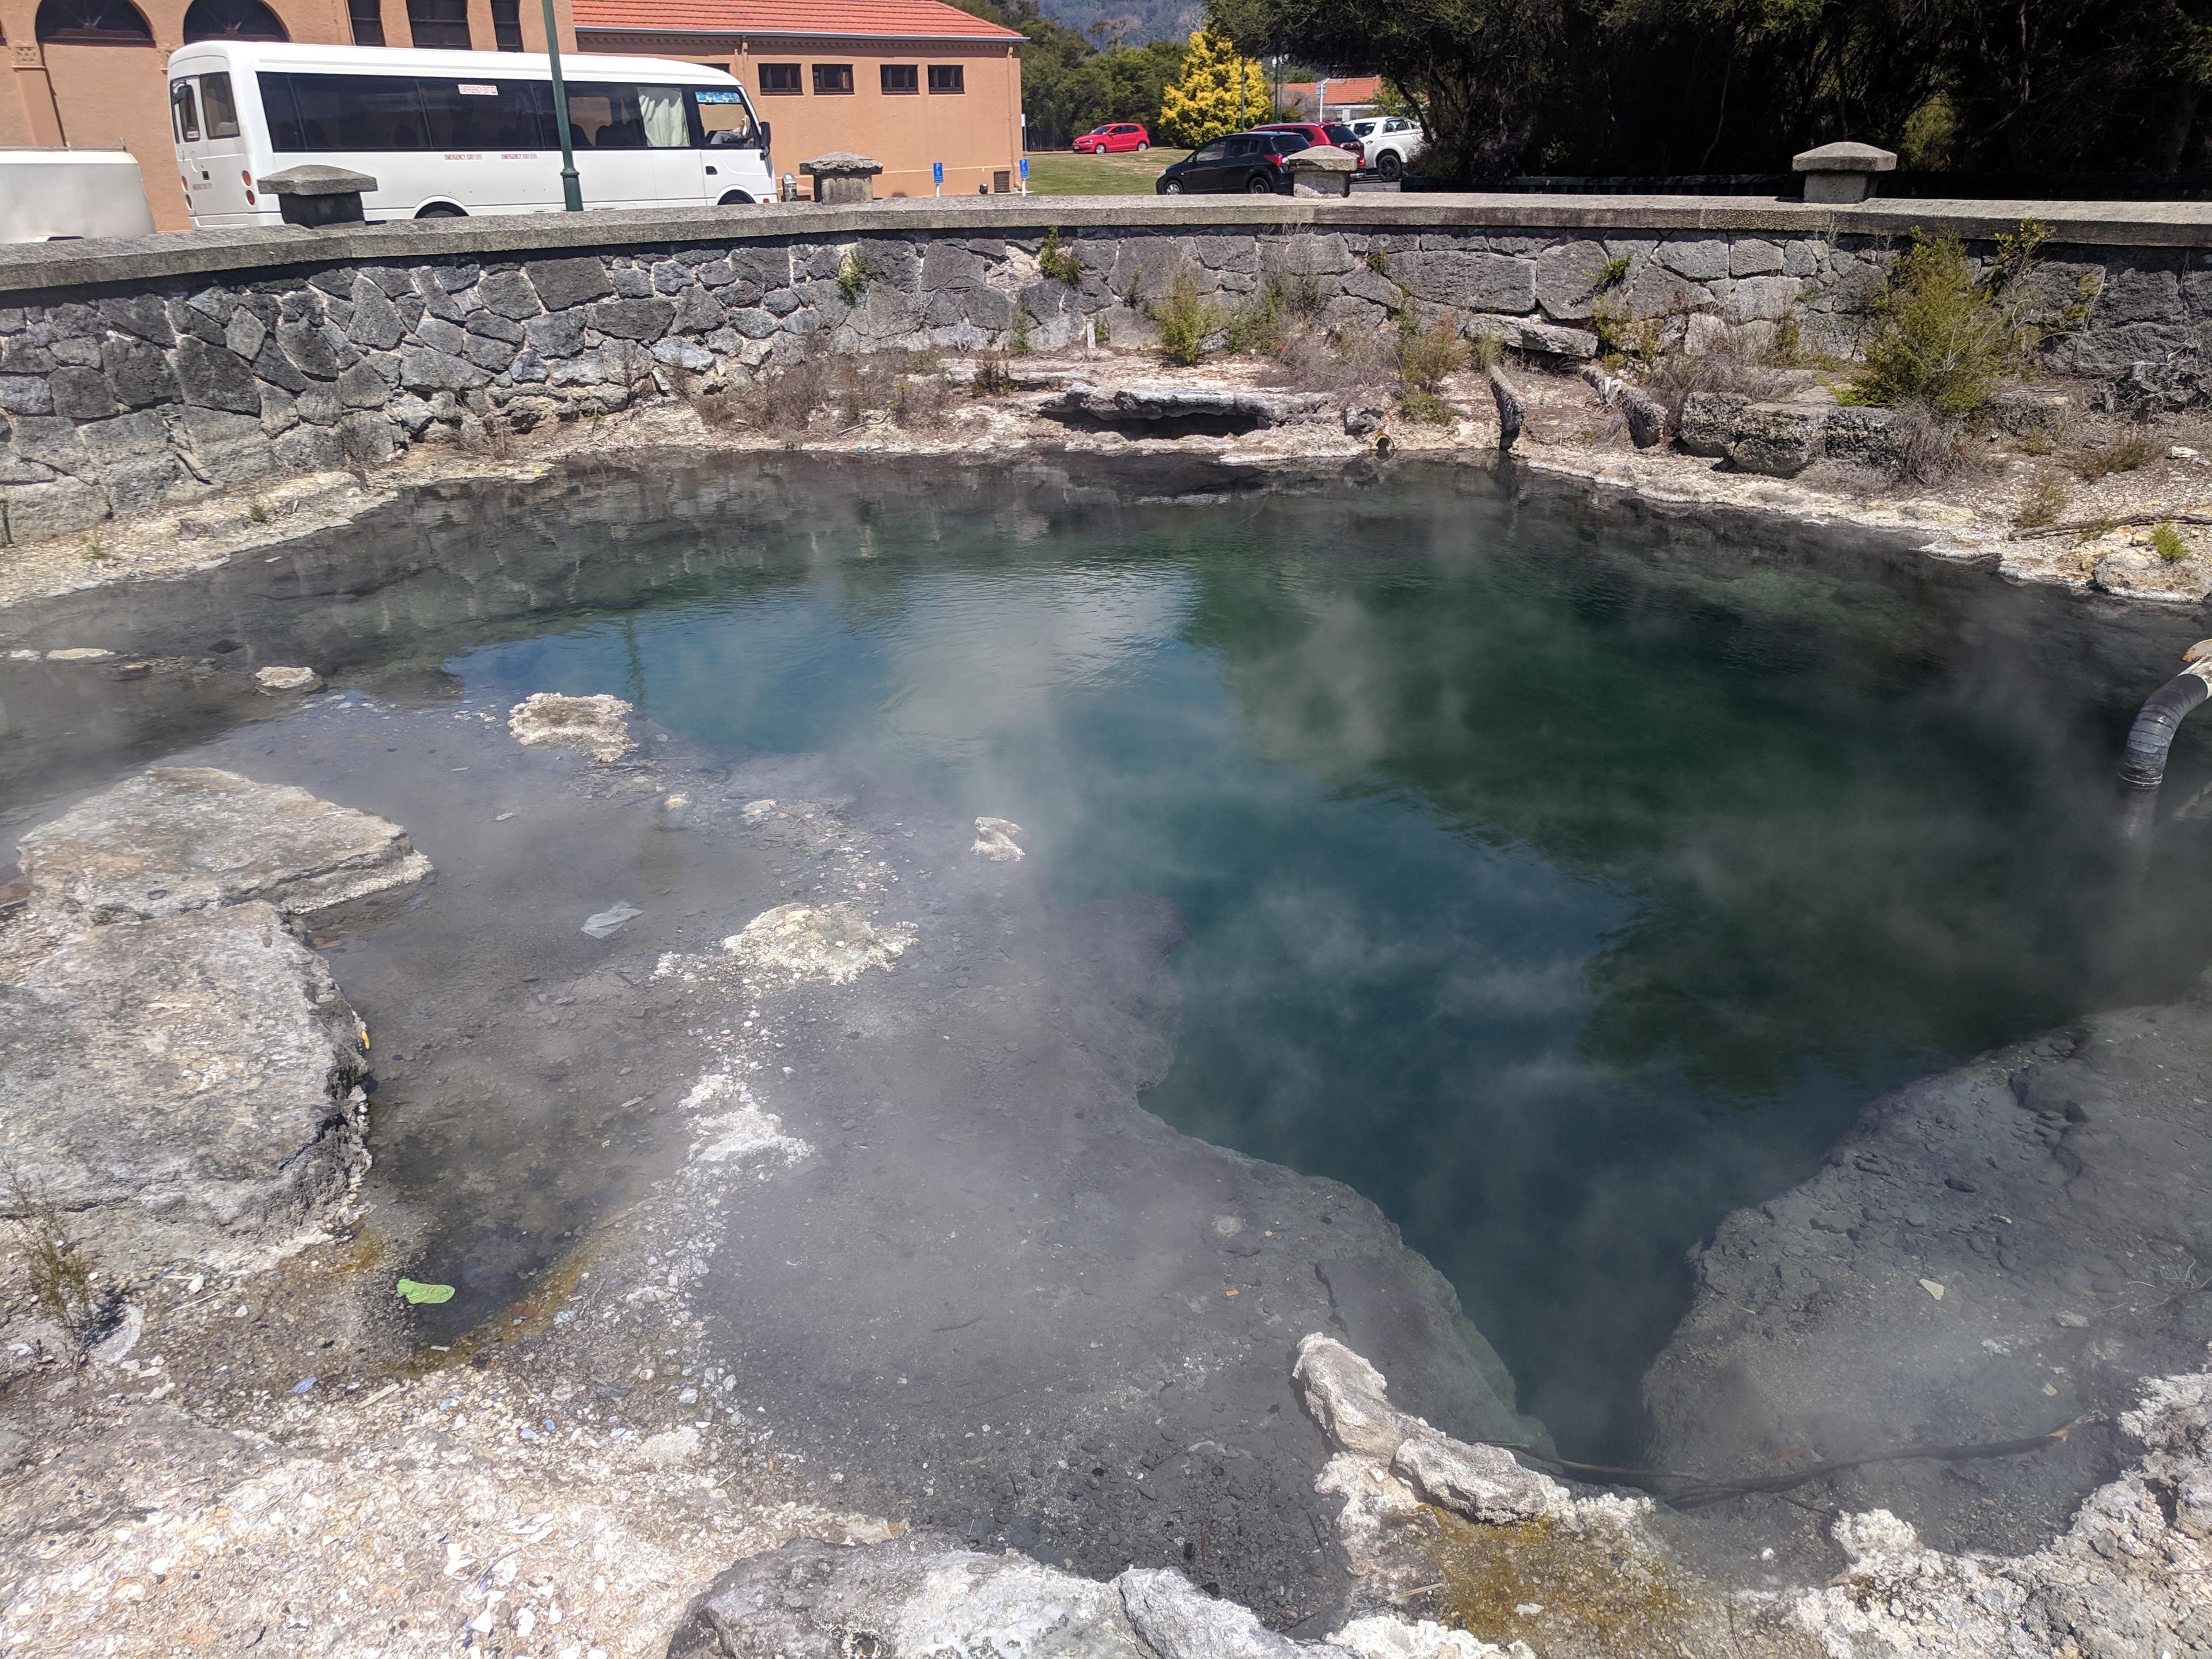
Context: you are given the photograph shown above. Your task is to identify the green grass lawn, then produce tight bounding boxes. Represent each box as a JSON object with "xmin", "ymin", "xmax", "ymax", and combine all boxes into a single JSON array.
[{"xmin": 1022, "ymin": 149, "xmax": 1188, "ymax": 196}]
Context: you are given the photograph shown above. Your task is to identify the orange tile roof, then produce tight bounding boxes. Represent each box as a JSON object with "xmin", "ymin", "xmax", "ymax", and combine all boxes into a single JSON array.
[
  {"xmin": 574, "ymin": 0, "xmax": 1025, "ymax": 39},
  {"xmin": 1282, "ymin": 77, "xmax": 1384, "ymax": 103}
]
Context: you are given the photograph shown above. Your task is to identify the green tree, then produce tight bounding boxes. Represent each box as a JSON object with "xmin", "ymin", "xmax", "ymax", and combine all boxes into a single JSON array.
[
  {"xmin": 1158, "ymin": 28, "xmax": 1271, "ymax": 146},
  {"xmin": 1204, "ymin": 0, "xmax": 2208, "ymax": 180}
]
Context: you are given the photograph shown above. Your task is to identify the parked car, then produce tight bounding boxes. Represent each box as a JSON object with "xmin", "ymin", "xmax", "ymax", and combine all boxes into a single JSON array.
[
  {"xmin": 1073, "ymin": 122, "xmax": 1150, "ymax": 154},
  {"xmin": 1154, "ymin": 129, "xmax": 1311, "ymax": 194},
  {"xmin": 1252, "ymin": 121, "xmax": 1365, "ymax": 168},
  {"xmin": 1346, "ymin": 115, "xmax": 1425, "ymax": 181}
]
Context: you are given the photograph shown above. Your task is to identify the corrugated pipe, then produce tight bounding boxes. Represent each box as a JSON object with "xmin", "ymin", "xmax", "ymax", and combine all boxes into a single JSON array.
[{"xmin": 2118, "ymin": 655, "xmax": 2212, "ymax": 842}]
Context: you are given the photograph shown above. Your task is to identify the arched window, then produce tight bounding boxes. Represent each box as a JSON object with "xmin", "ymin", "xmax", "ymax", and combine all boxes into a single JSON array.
[
  {"xmin": 35, "ymin": 0, "xmax": 154, "ymax": 43},
  {"xmin": 182, "ymin": 0, "xmax": 287, "ymax": 39}
]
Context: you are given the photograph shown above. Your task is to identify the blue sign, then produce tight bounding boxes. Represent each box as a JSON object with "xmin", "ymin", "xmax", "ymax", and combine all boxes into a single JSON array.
[
  {"xmin": 932, "ymin": 161, "xmax": 944, "ymax": 185},
  {"xmin": 1018, "ymin": 157, "xmax": 1029, "ymax": 180}
]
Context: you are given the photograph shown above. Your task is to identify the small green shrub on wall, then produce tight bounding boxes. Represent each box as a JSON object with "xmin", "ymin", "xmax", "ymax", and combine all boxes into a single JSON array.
[
  {"xmin": 1845, "ymin": 230, "xmax": 2024, "ymax": 418},
  {"xmin": 1151, "ymin": 268, "xmax": 1221, "ymax": 366},
  {"xmin": 1037, "ymin": 228, "xmax": 1082, "ymax": 286}
]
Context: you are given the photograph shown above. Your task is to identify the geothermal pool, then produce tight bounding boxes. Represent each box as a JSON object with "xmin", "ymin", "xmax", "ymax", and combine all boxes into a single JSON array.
[{"xmin": 8, "ymin": 454, "xmax": 2210, "ymax": 1466}]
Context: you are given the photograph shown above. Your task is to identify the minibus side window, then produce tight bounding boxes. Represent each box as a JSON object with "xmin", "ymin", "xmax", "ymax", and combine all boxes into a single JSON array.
[
  {"xmin": 259, "ymin": 71, "xmax": 431, "ymax": 150},
  {"xmin": 418, "ymin": 78, "xmax": 555, "ymax": 149},
  {"xmin": 200, "ymin": 72, "xmax": 241, "ymax": 139},
  {"xmin": 564, "ymin": 82, "xmax": 691, "ymax": 149},
  {"xmin": 693, "ymin": 88, "xmax": 757, "ymax": 147},
  {"xmin": 171, "ymin": 79, "xmax": 201, "ymax": 143}
]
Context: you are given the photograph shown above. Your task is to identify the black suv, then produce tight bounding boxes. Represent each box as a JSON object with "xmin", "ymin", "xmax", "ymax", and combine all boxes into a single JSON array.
[{"xmin": 1156, "ymin": 130, "xmax": 1310, "ymax": 195}]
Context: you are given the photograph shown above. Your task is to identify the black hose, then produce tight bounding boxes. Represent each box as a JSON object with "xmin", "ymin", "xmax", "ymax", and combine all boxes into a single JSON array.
[{"xmin": 2119, "ymin": 669, "xmax": 2212, "ymax": 794}]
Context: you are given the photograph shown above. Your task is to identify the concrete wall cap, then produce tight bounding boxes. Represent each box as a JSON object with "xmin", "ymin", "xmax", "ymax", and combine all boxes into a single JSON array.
[
  {"xmin": 800, "ymin": 153, "xmax": 884, "ymax": 176},
  {"xmin": 1283, "ymin": 145, "xmax": 1357, "ymax": 172},
  {"xmin": 6, "ymin": 195, "xmax": 2212, "ymax": 299},
  {"xmin": 256, "ymin": 166, "xmax": 380, "ymax": 196},
  {"xmin": 1793, "ymin": 142, "xmax": 1897, "ymax": 173}
]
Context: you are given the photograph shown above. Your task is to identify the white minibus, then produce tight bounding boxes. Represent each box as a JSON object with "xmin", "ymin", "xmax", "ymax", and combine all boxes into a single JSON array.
[{"xmin": 165, "ymin": 41, "xmax": 775, "ymax": 228}]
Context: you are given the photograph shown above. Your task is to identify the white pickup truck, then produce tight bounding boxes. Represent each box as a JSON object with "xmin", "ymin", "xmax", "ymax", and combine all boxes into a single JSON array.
[{"xmin": 1344, "ymin": 116, "xmax": 1425, "ymax": 183}]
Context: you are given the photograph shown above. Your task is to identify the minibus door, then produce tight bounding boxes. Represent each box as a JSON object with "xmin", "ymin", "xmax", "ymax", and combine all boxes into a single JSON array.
[
  {"xmin": 642, "ymin": 84, "xmax": 706, "ymax": 203},
  {"xmin": 194, "ymin": 71, "xmax": 256, "ymax": 218},
  {"xmin": 169, "ymin": 76, "xmax": 211, "ymax": 223}
]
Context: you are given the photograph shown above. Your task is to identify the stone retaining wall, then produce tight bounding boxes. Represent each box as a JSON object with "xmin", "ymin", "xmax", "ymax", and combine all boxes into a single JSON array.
[{"xmin": 1, "ymin": 196, "xmax": 2208, "ymax": 549}]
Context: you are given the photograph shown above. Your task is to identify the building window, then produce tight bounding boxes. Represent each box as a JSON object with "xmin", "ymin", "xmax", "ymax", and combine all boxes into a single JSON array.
[
  {"xmin": 491, "ymin": 0, "xmax": 522, "ymax": 49},
  {"xmin": 347, "ymin": 0, "xmax": 384, "ymax": 44},
  {"xmin": 811, "ymin": 63, "xmax": 852, "ymax": 94},
  {"xmin": 406, "ymin": 0, "xmax": 469, "ymax": 49},
  {"xmin": 35, "ymin": 0, "xmax": 154, "ymax": 44},
  {"xmin": 181, "ymin": 0, "xmax": 286, "ymax": 40},
  {"xmin": 927, "ymin": 63, "xmax": 963, "ymax": 93},
  {"xmin": 758, "ymin": 62, "xmax": 801, "ymax": 94},
  {"xmin": 880, "ymin": 63, "xmax": 916, "ymax": 93}
]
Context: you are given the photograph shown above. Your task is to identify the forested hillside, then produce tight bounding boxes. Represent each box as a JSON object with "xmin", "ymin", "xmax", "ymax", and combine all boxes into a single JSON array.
[{"xmin": 1031, "ymin": 0, "xmax": 1200, "ymax": 45}]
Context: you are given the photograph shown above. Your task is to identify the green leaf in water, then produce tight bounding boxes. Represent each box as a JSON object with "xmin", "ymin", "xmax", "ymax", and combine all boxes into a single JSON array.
[{"xmin": 395, "ymin": 1278, "xmax": 455, "ymax": 1305}]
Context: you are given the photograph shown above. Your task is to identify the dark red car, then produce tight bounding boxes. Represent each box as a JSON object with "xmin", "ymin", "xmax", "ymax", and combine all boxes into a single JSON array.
[
  {"xmin": 1253, "ymin": 121, "xmax": 1366, "ymax": 168},
  {"xmin": 1073, "ymin": 123, "xmax": 1151, "ymax": 154}
]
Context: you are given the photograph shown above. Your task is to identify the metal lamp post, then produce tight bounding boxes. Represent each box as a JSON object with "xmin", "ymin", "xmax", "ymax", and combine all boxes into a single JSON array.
[{"xmin": 541, "ymin": 0, "xmax": 582, "ymax": 211}]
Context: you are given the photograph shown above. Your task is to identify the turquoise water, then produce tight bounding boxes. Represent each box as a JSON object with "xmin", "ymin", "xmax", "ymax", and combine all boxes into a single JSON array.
[{"xmin": 340, "ymin": 460, "xmax": 2212, "ymax": 1455}]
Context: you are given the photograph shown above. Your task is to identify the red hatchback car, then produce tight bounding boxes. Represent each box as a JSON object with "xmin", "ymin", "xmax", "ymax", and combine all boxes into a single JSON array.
[
  {"xmin": 1073, "ymin": 123, "xmax": 1151, "ymax": 154},
  {"xmin": 1253, "ymin": 121, "xmax": 1366, "ymax": 168}
]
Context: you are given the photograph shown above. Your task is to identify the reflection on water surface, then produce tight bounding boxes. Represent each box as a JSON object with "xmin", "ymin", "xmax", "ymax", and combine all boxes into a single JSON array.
[{"xmin": 9, "ymin": 456, "xmax": 2210, "ymax": 1459}]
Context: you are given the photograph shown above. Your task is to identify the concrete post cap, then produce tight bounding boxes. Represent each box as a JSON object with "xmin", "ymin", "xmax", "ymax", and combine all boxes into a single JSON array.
[
  {"xmin": 256, "ymin": 165, "xmax": 378, "ymax": 196},
  {"xmin": 1791, "ymin": 142, "xmax": 1897, "ymax": 174},
  {"xmin": 1282, "ymin": 145, "xmax": 1357, "ymax": 172},
  {"xmin": 800, "ymin": 153, "xmax": 884, "ymax": 176}
]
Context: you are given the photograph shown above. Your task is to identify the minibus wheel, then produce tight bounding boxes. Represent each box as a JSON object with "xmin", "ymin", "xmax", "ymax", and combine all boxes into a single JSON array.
[
  {"xmin": 415, "ymin": 203, "xmax": 466, "ymax": 218},
  {"xmin": 718, "ymin": 190, "xmax": 756, "ymax": 205}
]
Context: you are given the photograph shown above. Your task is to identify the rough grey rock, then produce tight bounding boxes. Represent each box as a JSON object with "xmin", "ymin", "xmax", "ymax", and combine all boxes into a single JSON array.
[
  {"xmin": 671, "ymin": 1536, "xmax": 1484, "ymax": 1659},
  {"xmin": 2112, "ymin": 347, "xmax": 2206, "ymax": 417},
  {"xmin": 1, "ymin": 476, "xmax": 108, "ymax": 541},
  {"xmin": 1787, "ymin": 1365, "xmax": 2212, "ymax": 1659},
  {"xmin": 672, "ymin": 1537, "xmax": 1152, "ymax": 1659},
  {"xmin": 173, "ymin": 335, "xmax": 257, "ymax": 414},
  {"xmin": 1055, "ymin": 382, "xmax": 1330, "ymax": 429},
  {"xmin": 2094, "ymin": 544, "xmax": 2212, "ymax": 604},
  {"xmin": 1676, "ymin": 389, "xmax": 1745, "ymax": 457},
  {"xmin": 1723, "ymin": 399, "xmax": 1831, "ymax": 475},
  {"xmin": 1532, "ymin": 238, "xmax": 1612, "ymax": 321},
  {"xmin": 524, "ymin": 256, "xmax": 616, "ymax": 312},
  {"xmin": 1465, "ymin": 315, "xmax": 1597, "ymax": 360},
  {"xmin": 1389, "ymin": 1430, "xmax": 1556, "ymax": 1524},
  {"xmin": 18, "ymin": 766, "xmax": 431, "ymax": 934},
  {"xmin": 1823, "ymin": 404, "xmax": 1902, "ymax": 471},
  {"xmin": 1119, "ymin": 1570, "xmax": 1350, "ymax": 1659},
  {"xmin": 1391, "ymin": 250, "xmax": 1536, "ymax": 314},
  {"xmin": 1987, "ymin": 386, "xmax": 2070, "ymax": 439},
  {"xmin": 1646, "ymin": 1001, "xmax": 2212, "ymax": 1560},
  {"xmin": 507, "ymin": 691, "xmax": 637, "ymax": 762},
  {"xmin": 0, "ymin": 902, "xmax": 369, "ymax": 1272},
  {"xmin": 1293, "ymin": 1333, "xmax": 1418, "ymax": 1458},
  {"xmin": 589, "ymin": 297, "xmax": 675, "ymax": 341},
  {"xmin": 1621, "ymin": 388, "xmax": 1667, "ymax": 448},
  {"xmin": 1487, "ymin": 366, "xmax": 1524, "ymax": 451}
]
